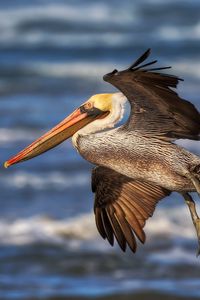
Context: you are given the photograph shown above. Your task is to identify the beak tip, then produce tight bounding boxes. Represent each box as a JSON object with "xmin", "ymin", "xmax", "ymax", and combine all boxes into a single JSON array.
[{"xmin": 4, "ymin": 161, "xmax": 10, "ymax": 169}]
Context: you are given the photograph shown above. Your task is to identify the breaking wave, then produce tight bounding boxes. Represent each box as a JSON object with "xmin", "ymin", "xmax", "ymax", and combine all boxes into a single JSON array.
[
  {"xmin": 1, "ymin": 171, "xmax": 89, "ymax": 190},
  {"xmin": 0, "ymin": 204, "xmax": 198, "ymax": 250}
]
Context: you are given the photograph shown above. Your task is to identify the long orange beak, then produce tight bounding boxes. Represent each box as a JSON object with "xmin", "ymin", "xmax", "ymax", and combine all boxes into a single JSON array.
[{"xmin": 4, "ymin": 106, "xmax": 104, "ymax": 168}]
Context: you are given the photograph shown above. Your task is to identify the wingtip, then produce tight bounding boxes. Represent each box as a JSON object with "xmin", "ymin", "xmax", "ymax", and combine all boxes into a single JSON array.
[
  {"xmin": 146, "ymin": 48, "xmax": 151, "ymax": 55},
  {"xmin": 147, "ymin": 66, "xmax": 172, "ymax": 72},
  {"xmin": 143, "ymin": 48, "xmax": 151, "ymax": 59},
  {"xmin": 128, "ymin": 48, "xmax": 152, "ymax": 70}
]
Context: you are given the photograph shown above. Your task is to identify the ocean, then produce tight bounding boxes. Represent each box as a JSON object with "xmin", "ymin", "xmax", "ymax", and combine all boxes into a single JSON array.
[{"xmin": 0, "ymin": 0, "xmax": 200, "ymax": 299}]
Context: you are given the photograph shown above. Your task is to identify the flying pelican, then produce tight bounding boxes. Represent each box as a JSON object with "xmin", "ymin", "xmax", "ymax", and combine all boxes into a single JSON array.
[{"xmin": 4, "ymin": 49, "xmax": 200, "ymax": 255}]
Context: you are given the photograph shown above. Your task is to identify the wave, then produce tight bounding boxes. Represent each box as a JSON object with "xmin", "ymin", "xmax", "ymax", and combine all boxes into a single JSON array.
[
  {"xmin": 146, "ymin": 205, "xmax": 197, "ymax": 240},
  {"xmin": 1, "ymin": 59, "xmax": 200, "ymax": 84},
  {"xmin": 0, "ymin": 128, "xmax": 40, "ymax": 144},
  {"xmin": 1, "ymin": 170, "xmax": 89, "ymax": 189},
  {"xmin": 0, "ymin": 213, "xmax": 98, "ymax": 248},
  {"xmin": 1, "ymin": 210, "xmax": 200, "ymax": 298},
  {"xmin": 0, "ymin": 205, "xmax": 199, "ymax": 251},
  {"xmin": 23, "ymin": 61, "xmax": 116, "ymax": 79},
  {"xmin": 173, "ymin": 61, "xmax": 200, "ymax": 82},
  {"xmin": 158, "ymin": 23, "xmax": 200, "ymax": 41},
  {"xmin": 148, "ymin": 246, "xmax": 198, "ymax": 265},
  {"xmin": 0, "ymin": 2, "xmax": 135, "ymax": 33},
  {"xmin": 115, "ymin": 278, "xmax": 200, "ymax": 298},
  {"xmin": 0, "ymin": 32, "xmax": 139, "ymax": 49},
  {"xmin": 0, "ymin": 2, "xmax": 199, "ymax": 51},
  {"xmin": 0, "ymin": 29, "xmax": 199, "ymax": 53}
]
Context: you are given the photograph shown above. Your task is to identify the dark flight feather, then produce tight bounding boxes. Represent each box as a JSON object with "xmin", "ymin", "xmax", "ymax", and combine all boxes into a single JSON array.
[
  {"xmin": 130, "ymin": 60, "xmax": 158, "ymax": 71},
  {"xmin": 92, "ymin": 166, "xmax": 170, "ymax": 253},
  {"xmin": 128, "ymin": 48, "xmax": 151, "ymax": 70},
  {"xmin": 103, "ymin": 49, "xmax": 200, "ymax": 141}
]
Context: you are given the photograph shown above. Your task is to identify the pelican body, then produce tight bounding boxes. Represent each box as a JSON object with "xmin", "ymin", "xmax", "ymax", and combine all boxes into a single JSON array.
[
  {"xmin": 75, "ymin": 119, "xmax": 199, "ymax": 192},
  {"xmin": 4, "ymin": 49, "xmax": 200, "ymax": 255}
]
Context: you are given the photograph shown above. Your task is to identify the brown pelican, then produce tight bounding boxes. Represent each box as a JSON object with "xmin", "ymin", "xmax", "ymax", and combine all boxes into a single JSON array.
[{"xmin": 4, "ymin": 49, "xmax": 200, "ymax": 255}]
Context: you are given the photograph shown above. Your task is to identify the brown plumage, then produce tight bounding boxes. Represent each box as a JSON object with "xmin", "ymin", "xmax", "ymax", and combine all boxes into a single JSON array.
[
  {"xmin": 104, "ymin": 48, "xmax": 200, "ymax": 141},
  {"xmin": 89, "ymin": 49, "xmax": 200, "ymax": 254},
  {"xmin": 92, "ymin": 166, "xmax": 170, "ymax": 252},
  {"xmin": 4, "ymin": 49, "xmax": 200, "ymax": 255}
]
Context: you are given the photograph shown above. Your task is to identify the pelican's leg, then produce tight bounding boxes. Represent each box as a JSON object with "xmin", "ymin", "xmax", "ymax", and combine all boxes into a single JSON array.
[
  {"xmin": 182, "ymin": 192, "xmax": 200, "ymax": 256},
  {"xmin": 184, "ymin": 172, "xmax": 200, "ymax": 196}
]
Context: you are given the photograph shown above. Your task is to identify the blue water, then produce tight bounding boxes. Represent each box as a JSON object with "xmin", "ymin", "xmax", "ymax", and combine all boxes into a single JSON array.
[{"xmin": 0, "ymin": 0, "xmax": 200, "ymax": 299}]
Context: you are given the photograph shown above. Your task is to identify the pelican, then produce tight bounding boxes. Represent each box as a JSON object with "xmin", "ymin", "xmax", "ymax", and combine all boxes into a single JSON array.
[{"xmin": 4, "ymin": 49, "xmax": 200, "ymax": 255}]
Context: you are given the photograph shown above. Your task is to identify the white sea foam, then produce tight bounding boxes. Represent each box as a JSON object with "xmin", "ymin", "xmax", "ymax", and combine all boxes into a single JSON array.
[
  {"xmin": 119, "ymin": 278, "xmax": 200, "ymax": 297},
  {"xmin": 146, "ymin": 204, "xmax": 198, "ymax": 240},
  {"xmin": 158, "ymin": 23, "xmax": 200, "ymax": 41},
  {"xmin": 0, "ymin": 2, "xmax": 138, "ymax": 62},
  {"xmin": 174, "ymin": 61, "xmax": 200, "ymax": 80},
  {"xmin": 0, "ymin": 204, "xmax": 199, "ymax": 249},
  {"xmin": 0, "ymin": 2, "xmax": 199, "ymax": 51},
  {"xmin": 152, "ymin": 59, "xmax": 200, "ymax": 83},
  {"xmin": 27, "ymin": 61, "xmax": 116, "ymax": 79},
  {"xmin": 0, "ymin": 128, "xmax": 39, "ymax": 144},
  {"xmin": 148, "ymin": 247, "xmax": 198, "ymax": 265},
  {"xmin": 0, "ymin": 128, "xmax": 71, "ymax": 146},
  {"xmin": 6, "ymin": 59, "xmax": 200, "ymax": 82},
  {"xmin": 0, "ymin": 3, "xmax": 135, "ymax": 31},
  {"xmin": 0, "ymin": 213, "xmax": 98, "ymax": 247},
  {"xmin": 1, "ymin": 171, "xmax": 89, "ymax": 189},
  {"xmin": 0, "ymin": 31, "xmax": 137, "ymax": 49}
]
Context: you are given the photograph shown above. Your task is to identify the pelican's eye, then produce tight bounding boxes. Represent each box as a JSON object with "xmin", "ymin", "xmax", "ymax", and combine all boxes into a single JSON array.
[
  {"xmin": 80, "ymin": 102, "xmax": 103, "ymax": 117},
  {"xmin": 84, "ymin": 102, "xmax": 93, "ymax": 110}
]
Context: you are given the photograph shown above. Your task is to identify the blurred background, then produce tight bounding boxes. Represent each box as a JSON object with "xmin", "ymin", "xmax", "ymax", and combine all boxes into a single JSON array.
[{"xmin": 0, "ymin": 0, "xmax": 200, "ymax": 299}]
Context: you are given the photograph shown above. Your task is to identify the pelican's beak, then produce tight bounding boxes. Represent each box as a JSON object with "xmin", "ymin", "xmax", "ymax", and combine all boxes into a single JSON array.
[{"xmin": 4, "ymin": 105, "xmax": 105, "ymax": 168}]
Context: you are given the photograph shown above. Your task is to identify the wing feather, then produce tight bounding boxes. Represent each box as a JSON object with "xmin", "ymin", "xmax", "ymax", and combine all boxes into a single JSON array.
[
  {"xmin": 95, "ymin": 207, "xmax": 106, "ymax": 239},
  {"xmin": 120, "ymin": 194, "xmax": 147, "ymax": 225},
  {"xmin": 103, "ymin": 49, "xmax": 200, "ymax": 141},
  {"xmin": 101, "ymin": 209, "xmax": 114, "ymax": 246},
  {"xmin": 115, "ymin": 198, "xmax": 145, "ymax": 243},
  {"xmin": 92, "ymin": 166, "xmax": 170, "ymax": 253},
  {"xmin": 128, "ymin": 48, "xmax": 151, "ymax": 69},
  {"xmin": 113, "ymin": 202, "xmax": 137, "ymax": 252},
  {"xmin": 106, "ymin": 205, "xmax": 127, "ymax": 252}
]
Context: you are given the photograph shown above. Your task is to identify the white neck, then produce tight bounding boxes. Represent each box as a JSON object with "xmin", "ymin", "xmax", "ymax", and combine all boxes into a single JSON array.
[{"xmin": 72, "ymin": 92, "xmax": 127, "ymax": 147}]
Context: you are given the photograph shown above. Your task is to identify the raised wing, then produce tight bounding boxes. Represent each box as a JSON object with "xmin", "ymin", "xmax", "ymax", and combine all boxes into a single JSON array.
[
  {"xmin": 103, "ymin": 49, "xmax": 200, "ymax": 141},
  {"xmin": 92, "ymin": 166, "xmax": 170, "ymax": 253}
]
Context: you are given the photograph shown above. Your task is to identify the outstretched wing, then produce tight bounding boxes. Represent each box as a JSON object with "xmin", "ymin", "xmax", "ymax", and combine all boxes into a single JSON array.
[
  {"xmin": 103, "ymin": 49, "xmax": 200, "ymax": 141},
  {"xmin": 92, "ymin": 166, "xmax": 170, "ymax": 253}
]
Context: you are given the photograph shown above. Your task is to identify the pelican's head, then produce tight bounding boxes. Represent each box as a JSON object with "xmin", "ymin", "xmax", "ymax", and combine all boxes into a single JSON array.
[
  {"xmin": 4, "ymin": 93, "xmax": 127, "ymax": 168},
  {"xmin": 87, "ymin": 93, "xmax": 113, "ymax": 111}
]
